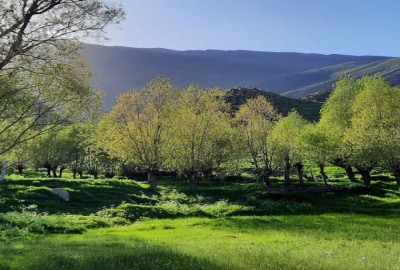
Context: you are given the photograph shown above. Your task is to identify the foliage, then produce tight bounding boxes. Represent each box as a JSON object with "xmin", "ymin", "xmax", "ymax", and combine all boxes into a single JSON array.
[
  {"xmin": 345, "ymin": 76, "xmax": 400, "ymax": 186},
  {"xmin": 235, "ymin": 96, "xmax": 281, "ymax": 185},
  {"xmin": 0, "ymin": 0, "xmax": 123, "ymax": 155},
  {"xmin": 269, "ymin": 110, "xmax": 308, "ymax": 183},
  {"xmin": 101, "ymin": 76, "xmax": 178, "ymax": 190},
  {"xmin": 167, "ymin": 84, "xmax": 233, "ymax": 190},
  {"xmin": 0, "ymin": 0, "xmax": 124, "ymax": 70}
]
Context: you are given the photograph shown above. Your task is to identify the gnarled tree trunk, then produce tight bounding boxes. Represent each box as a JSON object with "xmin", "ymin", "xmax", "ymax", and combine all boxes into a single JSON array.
[
  {"xmin": 319, "ymin": 164, "xmax": 328, "ymax": 186},
  {"xmin": 188, "ymin": 171, "xmax": 197, "ymax": 191},
  {"xmin": 355, "ymin": 165, "xmax": 372, "ymax": 187},
  {"xmin": 344, "ymin": 165, "xmax": 357, "ymax": 183},
  {"xmin": 147, "ymin": 170, "xmax": 158, "ymax": 191},
  {"xmin": 51, "ymin": 166, "xmax": 58, "ymax": 178},
  {"xmin": 331, "ymin": 158, "xmax": 357, "ymax": 183},
  {"xmin": 283, "ymin": 156, "xmax": 291, "ymax": 185},
  {"xmin": 294, "ymin": 163, "xmax": 304, "ymax": 185},
  {"xmin": 393, "ymin": 168, "xmax": 400, "ymax": 190}
]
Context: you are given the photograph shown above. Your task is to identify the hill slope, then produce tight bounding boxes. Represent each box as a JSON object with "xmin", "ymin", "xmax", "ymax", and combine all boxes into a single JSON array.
[
  {"xmin": 81, "ymin": 44, "xmax": 389, "ymax": 110},
  {"xmin": 225, "ymin": 87, "xmax": 322, "ymax": 122},
  {"xmin": 302, "ymin": 58, "xmax": 400, "ymax": 102}
]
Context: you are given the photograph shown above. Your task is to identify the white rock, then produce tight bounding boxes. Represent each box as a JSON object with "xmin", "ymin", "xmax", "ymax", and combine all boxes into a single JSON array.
[{"xmin": 52, "ymin": 188, "xmax": 70, "ymax": 202}]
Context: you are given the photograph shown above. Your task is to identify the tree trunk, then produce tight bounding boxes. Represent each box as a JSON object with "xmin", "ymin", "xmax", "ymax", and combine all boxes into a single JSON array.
[
  {"xmin": 147, "ymin": 170, "xmax": 157, "ymax": 191},
  {"xmin": 45, "ymin": 164, "xmax": 51, "ymax": 177},
  {"xmin": 393, "ymin": 168, "xmax": 400, "ymax": 190},
  {"xmin": 0, "ymin": 161, "xmax": 8, "ymax": 182},
  {"xmin": 188, "ymin": 171, "xmax": 197, "ymax": 191},
  {"xmin": 319, "ymin": 164, "xmax": 328, "ymax": 186},
  {"xmin": 202, "ymin": 169, "xmax": 212, "ymax": 182},
  {"xmin": 358, "ymin": 169, "xmax": 371, "ymax": 187},
  {"xmin": 294, "ymin": 163, "xmax": 304, "ymax": 185},
  {"xmin": 344, "ymin": 165, "xmax": 357, "ymax": 182},
  {"xmin": 283, "ymin": 157, "xmax": 291, "ymax": 185},
  {"xmin": 59, "ymin": 167, "xmax": 65, "ymax": 178},
  {"xmin": 331, "ymin": 158, "xmax": 356, "ymax": 183},
  {"xmin": 79, "ymin": 171, "xmax": 83, "ymax": 179},
  {"xmin": 260, "ymin": 169, "xmax": 273, "ymax": 187},
  {"xmin": 355, "ymin": 165, "xmax": 372, "ymax": 187},
  {"xmin": 52, "ymin": 166, "xmax": 58, "ymax": 178},
  {"xmin": 17, "ymin": 163, "xmax": 24, "ymax": 175},
  {"xmin": 72, "ymin": 169, "xmax": 77, "ymax": 179}
]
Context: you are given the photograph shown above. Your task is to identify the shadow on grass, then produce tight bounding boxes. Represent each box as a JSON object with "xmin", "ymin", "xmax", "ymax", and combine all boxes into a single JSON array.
[
  {"xmin": 0, "ymin": 179, "xmax": 156, "ymax": 215},
  {"xmin": 205, "ymin": 214, "xmax": 400, "ymax": 242},
  {"xmin": 0, "ymin": 234, "xmax": 228, "ymax": 270}
]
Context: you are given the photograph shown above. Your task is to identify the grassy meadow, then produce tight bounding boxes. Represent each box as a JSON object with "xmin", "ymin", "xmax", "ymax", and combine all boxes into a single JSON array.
[{"xmin": 1, "ymin": 169, "xmax": 400, "ymax": 270}]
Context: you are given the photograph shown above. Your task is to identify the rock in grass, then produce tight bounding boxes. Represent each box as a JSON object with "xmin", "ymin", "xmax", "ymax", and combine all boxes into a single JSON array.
[{"xmin": 52, "ymin": 188, "xmax": 70, "ymax": 202}]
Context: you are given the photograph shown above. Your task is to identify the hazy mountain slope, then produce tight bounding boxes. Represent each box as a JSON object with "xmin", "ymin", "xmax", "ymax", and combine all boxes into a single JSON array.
[
  {"xmin": 302, "ymin": 58, "xmax": 400, "ymax": 102},
  {"xmin": 335, "ymin": 58, "xmax": 400, "ymax": 85},
  {"xmin": 81, "ymin": 44, "xmax": 388, "ymax": 110}
]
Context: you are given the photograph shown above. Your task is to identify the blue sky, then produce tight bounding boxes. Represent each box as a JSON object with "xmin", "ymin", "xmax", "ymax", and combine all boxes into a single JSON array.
[{"xmin": 101, "ymin": 0, "xmax": 400, "ymax": 56}]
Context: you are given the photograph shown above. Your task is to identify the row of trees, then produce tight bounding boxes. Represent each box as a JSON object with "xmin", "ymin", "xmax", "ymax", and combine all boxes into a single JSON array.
[
  {"xmin": 4, "ymin": 73, "xmax": 399, "ymax": 191},
  {"xmin": 95, "ymin": 75, "xmax": 400, "ymax": 191}
]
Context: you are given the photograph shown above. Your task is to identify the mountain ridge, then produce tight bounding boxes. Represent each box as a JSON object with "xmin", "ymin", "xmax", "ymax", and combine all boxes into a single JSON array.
[{"xmin": 81, "ymin": 44, "xmax": 398, "ymax": 111}]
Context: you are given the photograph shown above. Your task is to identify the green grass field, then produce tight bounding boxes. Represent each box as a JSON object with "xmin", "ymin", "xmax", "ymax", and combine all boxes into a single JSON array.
[{"xmin": 1, "ymin": 170, "xmax": 399, "ymax": 269}]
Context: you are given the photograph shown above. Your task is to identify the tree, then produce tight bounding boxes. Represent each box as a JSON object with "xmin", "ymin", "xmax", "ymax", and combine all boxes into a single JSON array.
[
  {"xmin": 345, "ymin": 76, "xmax": 400, "ymax": 187},
  {"xmin": 167, "ymin": 84, "xmax": 232, "ymax": 191},
  {"xmin": 300, "ymin": 123, "xmax": 336, "ymax": 185},
  {"xmin": 101, "ymin": 76, "xmax": 178, "ymax": 191},
  {"xmin": 319, "ymin": 77, "xmax": 362, "ymax": 182},
  {"xmin": 29, "ymin": 128, "xmax": 72, "ymax": 177},
  {"xmin": 0, "ymin": 55, "xmax": 101, "ymax": 155},
  {"xmin": 270, "ymin": 111, "xmax": 308, "ymax": 184},
  {"xmin": 0, "ymin": 0, "xmax": 124, "ymax": 71},
  {"xmin": 234, "ymin": 96, "xmax": 281, "ymax": 186},
  {"xmin": 0, "ymin": 0, "xmax": 123, "ymax": 156}
]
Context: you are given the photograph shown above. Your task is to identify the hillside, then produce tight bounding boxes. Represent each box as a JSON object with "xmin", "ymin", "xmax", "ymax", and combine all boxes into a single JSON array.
[
  {"xmin": 302, "ymin": 58, "xmax": 400, "ymax": 102},
  {"xmin": 81, "ymin": 44, "xmax": 389, "ymax": 111},
  {"xmin": 225, "ymin": 87, "xmax": 322, "ymax": 122}
]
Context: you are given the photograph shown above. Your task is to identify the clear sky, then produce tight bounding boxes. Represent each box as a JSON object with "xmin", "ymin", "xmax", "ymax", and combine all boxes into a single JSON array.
[{"xmin": 100, "ymin": 0, "xmax": 400, "ymax": 57}]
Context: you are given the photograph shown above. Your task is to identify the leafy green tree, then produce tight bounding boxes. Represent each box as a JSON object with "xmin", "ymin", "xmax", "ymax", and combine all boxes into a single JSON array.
[
  {"xmin": 29, "ymin": 129, "xmax": 71, "ymax": 177},
  {"xmin": 319, "ymin": 77, "xmax": 362, "ymax": 182},
  {"xmin": 0, "ymin": 0, "xmax": 123, "ymax": 156},
  {"xmin": 270, "ymin": 111, "xmax": 308, "ymax": 184},
  {"xmin": 234, "ymin": 96, "xmax": 281, "ymax": 186},
  {"xmin": 345, "ymin": 76, "xmax": 400, "ymax": 187},
  {"xmin": 300, "ymin": 123, "xmax": 336, "ymax": 185},
  {"xmin": 101, "ymin": 76, "xmax": 178, "ymax": 190},
  {"xmin": 167, "ymin": 84, "xmax": 232, "ymax": 191},
  {"xmin": 0, "ymin": 55, "xmax": 101, "ymax": 156}
]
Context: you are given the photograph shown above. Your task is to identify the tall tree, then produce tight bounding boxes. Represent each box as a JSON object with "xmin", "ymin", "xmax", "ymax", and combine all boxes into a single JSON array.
[
  {"xmin": 167, "ymin": 84, "xmax": 232, "ymax": 191},
  {"xmin": 234, "ymin": 96, "xmax": 281, "ymax": 186},
  {"xmin": 319, "ymin": 77, "xmax": 362, "ymax": 182},
  {"xmin": 0, "ymin": 0, "xmax": 123, "ymax": 156},
  {"xmin": 101, "ymin": 76, "xmax": 178, "ymax": 191},
  {"xmin": 29, "ymin": 128, "xmax": 71, "ymax": 177},
  {"xmin": 345, "ymin": 76, "xmax": 400, "ymax": 187},
  {"xmin": 0, "ymin": 55, "xmax": 100, "ymax": 155},
  {"xmin": 300, "ymin": 123, "xmax": 336, "ymax": 186},
  {"xmin": 270, "ymin": 110, "xmax": 308, "ymax": 184}
]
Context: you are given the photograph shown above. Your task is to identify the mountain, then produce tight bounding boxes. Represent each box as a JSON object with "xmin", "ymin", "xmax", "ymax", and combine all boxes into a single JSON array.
[{"xmin": 81, "ymin": 44, "xmax": 391, "ymax": 111}]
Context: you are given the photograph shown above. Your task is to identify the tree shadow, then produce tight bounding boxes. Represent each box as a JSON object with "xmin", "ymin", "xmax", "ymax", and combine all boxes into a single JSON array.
[{"xmin": 1, "ymin": 234, "xmax": 229, "ymax": 270}]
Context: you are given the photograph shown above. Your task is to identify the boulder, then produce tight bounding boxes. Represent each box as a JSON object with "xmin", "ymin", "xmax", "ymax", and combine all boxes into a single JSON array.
[{"xmin": 51, "ymin": 188, "xmax": 70, "ymax": 202}]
